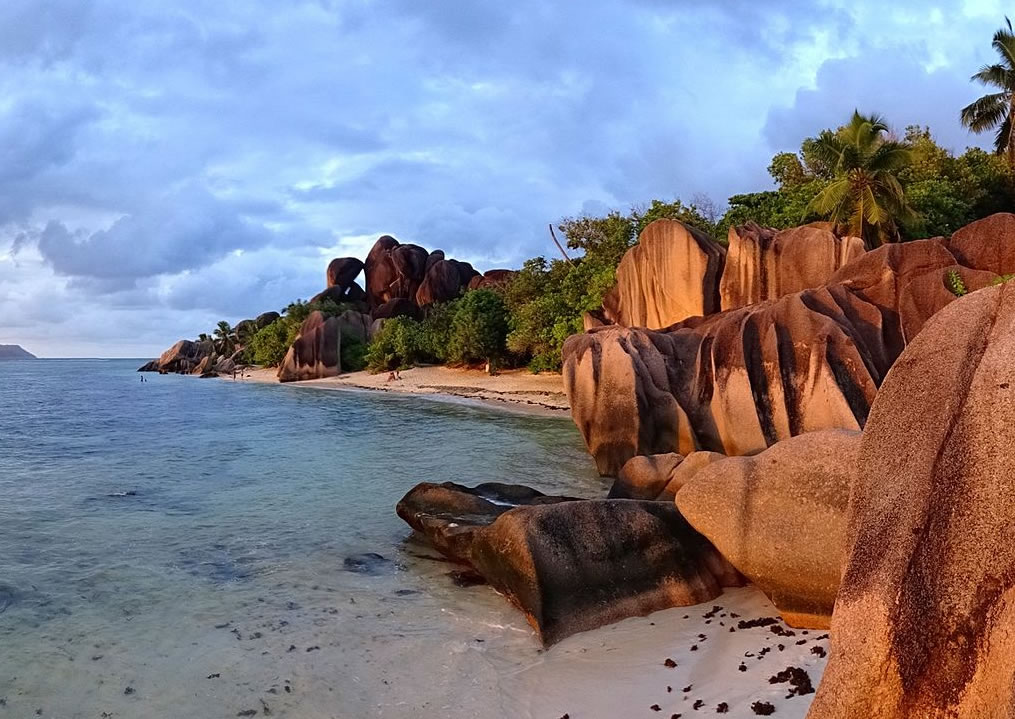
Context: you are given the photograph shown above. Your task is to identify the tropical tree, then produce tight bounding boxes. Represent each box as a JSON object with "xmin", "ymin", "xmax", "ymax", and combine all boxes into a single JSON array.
[
  {"xmin": 807, "ymin": 111, "xmax": 916, "ymax": 247},
  {"xmin": 213, "ymin": 321, "xmax": 236, "ymax": 356},
  {"xmin": 961, "ymin": 18, "xmax": 1015, "ymax": 162}
]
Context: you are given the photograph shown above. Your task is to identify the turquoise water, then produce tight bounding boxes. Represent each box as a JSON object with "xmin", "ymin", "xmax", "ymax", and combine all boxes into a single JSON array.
[{"xmin": 0, "ymin": 360, "xmax": 601, "ymax": 718}]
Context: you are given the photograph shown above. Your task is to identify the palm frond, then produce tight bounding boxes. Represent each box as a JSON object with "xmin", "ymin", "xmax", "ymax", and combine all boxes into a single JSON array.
[
  {"xmin": 868, "ymin": 142, "xmax": 913, "ymax": 172},
  {"xmin": 961, "ymin": 91, "xmax": 1009, "ymax": 132},
  {"xmin": 971, "ymin": 63, "xmax": 1013, "ymax": 90},
  {"xmin": 808, "ymin": 178, "xmax": 851, "ymax": 219},
  {"xmin": 993, "ymin": 27, "xmax": 1015, "ymax": 70},
  {"xmin": 995, "ymin": 114, "xmax": 1014, "ymax": 156}
]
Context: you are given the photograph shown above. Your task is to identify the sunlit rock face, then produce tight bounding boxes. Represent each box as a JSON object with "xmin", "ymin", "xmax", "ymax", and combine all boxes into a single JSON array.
[
  {"xmin": 809, "ymin": 281, "xmax": 1015, "ymax": 719},
  {"xmin": 719, "ymin": 221, "xmax": 865, "ymax": 311},
  {"xmin": 602, "ymin": 219, "xmax": 726, "ymax": 329},
  {"xmin": 564, "ymin": 233, "xmax": 999, "ymax": 476}
]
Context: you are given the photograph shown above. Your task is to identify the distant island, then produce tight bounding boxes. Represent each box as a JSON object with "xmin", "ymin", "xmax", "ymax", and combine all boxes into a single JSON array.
[{"xmin": 0, "ymin": 345, "xmax": 37, "ymax": 359}]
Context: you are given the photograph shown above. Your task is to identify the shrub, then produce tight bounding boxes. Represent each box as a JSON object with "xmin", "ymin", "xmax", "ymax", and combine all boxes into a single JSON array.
[
  {"xmin": 340, "ymin": 333, "xmax": 368, "ymax": 372},
  {"xmin": 417, "ymin": 300, "xmax": 459, "ymax": 364},
  {"xmin": 365, "ymin": 317, "xmax": 423, "ymax": 372},
  {"xmin": 448, "ymin": 289, "xmax": 509, "ymax": 366},
  {"xmin": 946, "ymin": 269, "xmax": 968, "ymax": 297}
]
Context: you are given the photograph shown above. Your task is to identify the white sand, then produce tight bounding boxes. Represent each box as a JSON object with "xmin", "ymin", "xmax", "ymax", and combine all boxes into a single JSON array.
[{"xmin": 229, "ymin": 365, "xmax": 571, "ymax": 415}]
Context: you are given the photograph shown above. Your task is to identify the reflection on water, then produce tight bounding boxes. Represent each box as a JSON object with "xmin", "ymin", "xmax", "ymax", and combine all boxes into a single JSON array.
[{"xmin": 0, "ymin": 360, "xmax": 602, "ymax": 718}]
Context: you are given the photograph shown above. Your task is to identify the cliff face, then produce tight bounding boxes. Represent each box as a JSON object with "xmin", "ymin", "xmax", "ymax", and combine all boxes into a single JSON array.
[
  {"xmin": 565, "ymin": 215, "xmax": 1015, "ymax": 476},
  {"xmin": 0, "ymin": 345, "xmax": 37, "ymax": 359}
]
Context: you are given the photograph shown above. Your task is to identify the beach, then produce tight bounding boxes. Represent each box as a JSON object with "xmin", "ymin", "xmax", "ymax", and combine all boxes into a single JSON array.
[{"xmin": 232, "ymin": 365, "xmax": 572, "ymax": 415}]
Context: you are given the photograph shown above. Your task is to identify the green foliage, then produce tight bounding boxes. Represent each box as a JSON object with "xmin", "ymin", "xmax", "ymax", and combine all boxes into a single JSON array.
[
  {"xmin": 365, "ymin": 317, "xmax": 423, "ymax": 372},
  {"xmin": 246, "ymin": 298, "xmax": 350, "ymax": 367},
  {"xmin": 806, "ymin": 111, "xmax": 917, "ymax": 247},
  {"xmin": 447, "ymin": 290, "xmax": 509, "ymax": 365},
  {"xmin": 417, "ymin": 300, "xmax": 459, "ymax": 364},
  {"xmin": 214, "ymin": 321, "xmax": 237, "ymax": 356},
  {"xmin": 946, "ymin": 269, "xmax": 968, "ymax": 297},
  {"xmin": 340, "ymin": 334, "xmax": 368, "ymax": 372},
  {"xmin": 961, "ymin": 17, "xmax": 1015, "ymax": 161},
  {"xmin": 991, "ymin": 273, "xmax": 1015, "ymax": 286}
]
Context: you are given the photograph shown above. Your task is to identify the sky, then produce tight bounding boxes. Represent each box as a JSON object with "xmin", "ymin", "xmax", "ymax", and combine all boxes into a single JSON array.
[{"xmin": 0, "ymin": 0, "xmax": 1006, "ymax": 357}]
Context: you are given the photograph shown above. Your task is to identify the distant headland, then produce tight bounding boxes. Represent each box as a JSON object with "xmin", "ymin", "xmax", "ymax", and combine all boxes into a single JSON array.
[{"xmin": 0, "ymin": 345, "xmax": 37, "ymax": 360}]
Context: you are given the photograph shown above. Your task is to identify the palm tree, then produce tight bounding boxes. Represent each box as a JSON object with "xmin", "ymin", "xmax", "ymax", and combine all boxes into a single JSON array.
[
  {"xmin": 213, "ymin": 321, "xmax": 236, "ymax": 356},
  {"xmin": 961, "ymin": 18, "xmax": 1015, "ymax": 162},
  {"xmin": 807, "ymin": 111, "xmax": 916, "ymax": 248}
]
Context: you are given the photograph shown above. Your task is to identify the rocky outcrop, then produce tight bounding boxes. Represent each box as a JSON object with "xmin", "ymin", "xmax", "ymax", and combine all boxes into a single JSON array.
[
  {"xmin": 602, "ymin": 219, "xmax": 726, "ymax": 329},
  {"xmin": 255, "ymin": 311, "xmax": 280, "ymax": 328},
  {"xmin": 564, "ymin": 234, "xmax": 1001, "ymax": 475},
  {"xmin": 371, "ymin": 297, "xmax": 422, "ymax": 321},
  {"xmin": 326, "ymin": 257, "xmax": 365, "ymax": 290},
  {"xmin": 0, "ymin": 344, "xmax": 36, "ymax": 359},
  {"xmin": 396, "ymin": 481, "xmax": 578, "ymax": 564},
  {"xmin": 145, "ymin": 339, "xmax": 215, "ymax": 374},
  {"xmin": 470, "ymin": 499, "xmax": 725, "ymax": 645},
  {"xmin": 468, "ymin": 269, "xmax": 516, "ymax": 291},
  {"xmin": 277, "ymin": 311, "xmax": 340, "ymax": 382},
  {"xmin": 398, "ymin": 482, "xmax": 737, "ymax": 646},
  {"xmin": 610, "ymin": 451, "xmax": 726, "ymax": 501},
  {"xmin": 808, "ymin": 282, "xmax": 1015, "ymax": 719},
  {"xmin": 416, "ymin": 259, "xmax": 468, "ymax": 307},
  {"xmin": 946, "ymin": 211, "xmax": 1015, "ymax": 276},
  {"xmin": 720, "ymin": 222, "xmax": 865, "ymax": 310},
  {"xmin": 677, "ymin": 429, "xmax": 859, "ymax": 628},
  {"xmin": 335, "ymin": 309, "xmax": 373, "ymax": 345}
]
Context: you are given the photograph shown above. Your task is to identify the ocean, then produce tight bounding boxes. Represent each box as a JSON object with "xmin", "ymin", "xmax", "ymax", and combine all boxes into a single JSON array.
[{"xmin": 0, "ymin": 359, "xmax": 603, "ymax": 718}]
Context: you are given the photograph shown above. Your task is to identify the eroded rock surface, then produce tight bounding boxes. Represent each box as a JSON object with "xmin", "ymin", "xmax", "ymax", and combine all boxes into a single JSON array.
[
  {"xmin": 395, "ymin": 481, "xmax": 576, "ymax": 564},
  {"xmin": 564, "ymin": 233, "xmax": 1001, "ymax": 475},
  {"xmin": 677, "ymin": 429, "xmax": 859, "ymax": 628},
  {"xmin": 720, "ymin": 222, "xmax": 865, "ymax": 310},
  {"xmin": 808, "ymin": 282, "xmax": 1015, "ymax": 719},
  {"xmin": 470, "ymin": 499, "xmax": 724, "ymax": 645},
  {"xmin": 277, "ymin": 311, "xmax": 340, "ymax": 382},
  {"xmin": 602, "ymin": 219, "xmax": 726, "ymax": 329}
]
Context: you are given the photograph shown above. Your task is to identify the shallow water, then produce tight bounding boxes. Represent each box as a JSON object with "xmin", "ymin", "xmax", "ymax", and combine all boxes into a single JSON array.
[{"xmin": 0, "ymin": 359, "xmax": 604, "ymax": 718}]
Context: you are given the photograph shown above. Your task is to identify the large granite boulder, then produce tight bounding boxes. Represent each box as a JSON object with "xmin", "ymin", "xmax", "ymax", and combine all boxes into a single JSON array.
[
  {"xmin": 255, "ymin": 311, "xmax": 281, "ymax": 328},
  {"xmin": 311, "ymin": 282, "xmax": 367, "ymax": 307},
  {"xmin": 602, "ymin": 219, "xmax": 726, "ymax": 328},
  {"xmin": 326, "ymin": 257, "xmax": 364, "ymax": 290},
  {"xmin": 363, "ymin": 235, "xmax": 401, "ymax": 309},
  {"xmin": 808, "ymin": 282, "xmax": 1015, "ymax": 719},
  {"xmin": 610, "ymin": 451, "xmax": 726, "ymax": 501},
  {"xmin": 416, "ymin": 258, "xmax": 467, "ymax": 307},
  {"xmin": 563, "ymin": 236, "xmax": 1000, "ymax": 475},
  {"xmin": 677, "ymin": 429, "xmax": 860, "ymax": 628},
  {"xmin": 469, "ymin": 499, "xmax": 725, "ymax": 645},
  {"xmin": 277, "ymin": 311, "xmax": 340, "ymax": 382},
  {"xmin": 335, "ymin": 309, "xmax": 373, "ymax": 345},
  {"xmin": 396, "ymin": 481, "xmax": 578, "ymax": 564},
  {"xmin": 720, "ymin": 222, "xmax": 865, "ymax": 310},
  {"xmin": 149, "ymin": 339, "xmax": 215, "ymax": 373},
  {"xmin": 468, "ymin": 269, "xmax": 516, "ymax": 291},
  {"xmin": 947, "ymin": 211, "xmax": 1015, "ymax": 276},
  {"xmin": 371, "ymin": 297, "xmax": 422, "ymax": 321}
]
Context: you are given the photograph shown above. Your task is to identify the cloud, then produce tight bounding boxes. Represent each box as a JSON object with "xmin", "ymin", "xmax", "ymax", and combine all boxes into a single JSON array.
[
  {"xmin": 0, "ymin": 0, "xmax": 1005, "ymax": 355},
  {"xmin": 35, "ymin": 185, "xmax": 273, "ymax": 283}
]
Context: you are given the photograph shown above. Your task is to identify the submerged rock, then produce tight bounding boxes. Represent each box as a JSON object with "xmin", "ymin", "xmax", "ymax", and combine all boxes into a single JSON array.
[
  {"xmin": 808, "ymin": 282, "xmax": 1015, "ymax": 719},
  {"xmin": 677, "ymin": 429, "xmax": 859, "ymax": 628},
  {"xmin": 470, "ymin": 499, "xmax": 725, "ymax": 645},
  {"xmin": 396, "ymin": 481, "xmax": 577, "ymax": 564}
]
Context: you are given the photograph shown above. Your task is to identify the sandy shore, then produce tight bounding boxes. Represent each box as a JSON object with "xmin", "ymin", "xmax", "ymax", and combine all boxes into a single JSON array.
[{"xmin": 229, "ymin": 365, "xmax": 571, "ymax": 415}]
